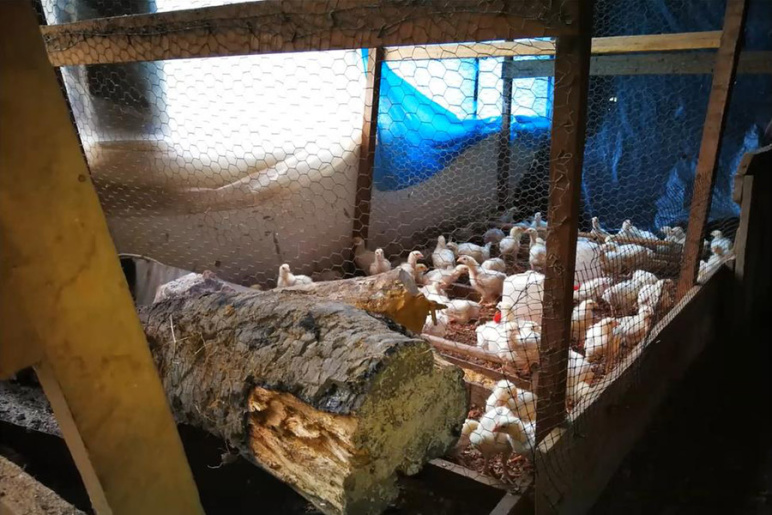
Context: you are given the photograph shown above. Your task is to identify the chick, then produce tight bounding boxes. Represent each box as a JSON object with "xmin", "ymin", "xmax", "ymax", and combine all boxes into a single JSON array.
[
  {"xmin": 398, "ymin": 250, "xmax": 424, "ymax": 279},
  {"xmin": 445, "ymin": 299, "xmax": 482, "ymax": 324},
  {"xmin": 455, "ymin": 419, "xmax": 479, "ymax": 452},
  {"xmin": 476, "ymin": 320, "xmax": 505, "ymax": 352},
  {"xmin": 567, "ymin": 349, "xmax": 594, "ymax": 399},
  {"xmin": 424, "ymin": 264, "xmax": 469, "ymax": 291},
  {"xmin": 499, "ymin": 226, "xmax": 525, "ymax": 259},
  {"xmin": 485, "ymin": 380, "xmax": 538, "ymax": 423},
  {"xmin": 422, "ymin": 310, "xmax": 449, "ymax": 337},
  {"xmin": 276, "ymin": 264, "xmax": 313, "ymax": 288},
  {"xmin": 584, "ymin": 318, "xmax": 621, "ymax": 372},
  {"xmin": 527, "ymin": 228, "xmax": 546, "ymax": 270},
  {"xmin": 531, "ymin": 212, "xmax": 547, "ymax": 231},
  {"xmin": 368, "ymin": 248, "xmax": 392, "ymax": 276},
  {"xmin": 454, "ymin": 241, "xmax": 492, "ymax": 264},
  {"xmin": 661, "ymin": 226, "xmax": 686, "ymax": 245},
  {"xmin": 432, "ymin": 235, "xmax": 456, "ymax": 269},
  {"xmin": 492, "ymin": 413, "xmax": 536, "ymax": 459},
  {"xmin": 501, "ymin": 271, "xmax": 544, "ymax": 325},
  {"xmin": 710, "ymin": 230, "xmax": 733, "ymax": 255},
  {"xmin": 602, "ymin": 276, "xmax": 647, "ymax": 316},
  {"xmin": 481, "ymin": 257, "xmax": 507, "ymax": 273},
  {"xmin": 469, "ymin": 407, "xmax": 517, "ymax": 474},
  {"xmin": 571, "ymin": 299, "xmax": 598, "ymax": 348},
  {"xmin": 631, "ymin": 269, "xmax": 658, "ymax": 286},
  {"xmin": 353, "ymin": 236, "xmax": 375, "ymax": 273},
  {"xmin": 414, "ymin": 263, "xmax": 429, "ymax": 284},
  {"xmin": 484, "ymin": 228, "xmax": 506, "ymax": 245},
  {"xmin": 591, "ymin": 216, "xmax": 611, "ymax": 241},
  {"xmin": 615, "ymin": 304, "xmax": 654, "ymax": 347},
  {"xmin": 600, "ymin": 239, "xmax": 655, "ymax": 275},
  {"xmin": 457, "ymin": 255, "xmax": 505, "ymax": 305},
  {"xmin": 619, "ymin": 220, "xmax": 659, "ymax": 242},
  {"xmin": 508, "ymin": 318, "xmax": 541, "ymax": 375},
  {"xmin": 637, "ymin": 278, "xmax": 672, "ymax": 310},
  {"xmin": 574, "ymin": 277, "xmax": 613, "ymax": 303}
]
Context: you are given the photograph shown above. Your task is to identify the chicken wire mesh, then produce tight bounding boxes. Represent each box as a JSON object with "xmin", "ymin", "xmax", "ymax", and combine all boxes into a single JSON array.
[{"xmin": 36, "ymin": 0, "xmax": 751, "ymax": 506}]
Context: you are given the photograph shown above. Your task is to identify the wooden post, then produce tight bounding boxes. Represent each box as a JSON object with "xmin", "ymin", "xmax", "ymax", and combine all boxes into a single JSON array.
[
  {"xmin": 535, "ymin": 0, "xmax": 593, "ymax": 448},
  {"xmin": 0, "ymin": 2, "xmax": 203, "ymax": 513},
  {"xmin": 352, "ymin": 47, "xmax": 384, "ymax": 247},
  {"xmin": 677, "ymin": 0, "xmax": 748, "ymax": 298},
  {"xmin": 497, "ymin": 56, "xmax": 514, "ymax": 210}
]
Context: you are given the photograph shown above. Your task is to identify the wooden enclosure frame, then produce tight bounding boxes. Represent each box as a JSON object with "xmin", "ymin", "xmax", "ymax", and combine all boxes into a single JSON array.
[{"xmin": 29, "ymin": 0, "xmax": 758, "ymax": 512}]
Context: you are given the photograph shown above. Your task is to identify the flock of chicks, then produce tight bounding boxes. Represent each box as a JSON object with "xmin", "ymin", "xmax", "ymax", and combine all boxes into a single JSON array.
[{"xmin": 271, "ymin": 212, "xmax": 734, "ymax": 482}]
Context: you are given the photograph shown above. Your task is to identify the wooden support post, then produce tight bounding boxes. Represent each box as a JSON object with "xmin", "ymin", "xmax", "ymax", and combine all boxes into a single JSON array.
[
  {"xmin": 677, "ymin": 0, "xmax": 748, "ymax": 298},
  {"xmin": 352, "ymin": 47, "xmax": 384, "ymax": 247},
  {"xmin": 535, "ymin": 0, "xmax": 593, "ymax": 449},
  {"xmin": 0, "ymin": 2, "xmax": 203, "ymax": 514},
  {"xmin": 497, "ymin": 56, "xmax": 515, "ymax": 211}
]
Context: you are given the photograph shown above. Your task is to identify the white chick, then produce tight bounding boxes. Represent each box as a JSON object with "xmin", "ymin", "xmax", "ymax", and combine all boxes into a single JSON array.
[
  {"xmin": 469, "ymin": 406, "xmax": 517, "ymax": 474},
  {"xmin": 615, "ymin": 304, "xmax": 654, "ymax": 347},
  {"xmin": 600, "ymin": 239, "xmax": 655, "ymax": 274},
  {"xmin": 369, "ymin": 248, "xmax": 392, "ymax": 276},
  {"xmin": 432, "ymin": 235, "xmax": 456, "ymax": 269},
  {"xmin": 398, "ymin": 250, "xmax": 424, "ymax": 279},
  {"xmin": 484, "ymin": 381, "xmax": 536, "ymax": 423},
  {"xmin": 456, "ymin": 419, "xmax": 479, "ymax": 452},
  {"xmin": 501, "ymin": 270, "xmax": 544, "ymax": 325},
  {"xmin": 481, "ymin": 257, "xmax": 507, "ymax": 273},
  {"xmin": 619, "ymin": 220, "xmax": 659, "ymax": 242},
  {"xmin": 527, "ymin": 228, "xmax": 546, "ymax": 270},
  {"xmin": 568, "ymin": 349, "xmax": 594, "ymax": 391},
  {"xmin": 602, "ymin": 276, "xmax": 647, "ymax": 315},
  {"xmin": 631, "ymin": 269, "xmax": 658, "ymax": 286},
  {"xmin": 457, "ymin": 255, "xmax": 505, "ymax": 305},
  {"xmin": 697, "ymin": 246, "xmax": 733, "ymax": 284},
  {"xmin": 591, "ymin": 216, "xmax": 612, "ymax": 241},
  {"xmin": 710, "ymin": 230, "xmax": 733, "ymax": 255},
  {"xmin": 414, "ymin": 263, "xmax": 429, "ymax": 284},
  {"xmin": 455, "ymin": 242, "xmax": 492, "ymax": 264},
  {"xmin": 508, "ymin": 318, "xmax": 541, "ymax": 375},
  {"xmin": 445, "ymin": 299, "xmax": 482, "ymax": 324},
  {"xmin": 531, "ymin": 212, "xmax": 547, "ymax": 231},
  {"xmin": 276, "ymin": 264, "xmax": 313, "ymax": 288},
  {"xmin": 484, "ymin": 228, "xmax": 506, "ymax": 245},
  {"xmin": 571, "ymin": 300, "xmax": 597, "ymax": 348},
  {"xmin": 584, "ymin": 318, "xmax": 621, "ymax": 371},
  {"xmin": 419, "ymin": 282, "xmax": 451, "ymax": 305},
  {"xmin": 353, "ymin": 237, "xmax": 375, "ymax": 273},
  {"xmin": 424, "ymin": 264, "xmax": 469, "ymax": 291},
  {"xmin": 476, "ymin": 320, "xmax": 505, "ymax": 352},
  {"xmin": 499, "ymin": 226, "xmax": 525, "ymax": 259},
  {"xmin": 422, "ymin": 310, "xmax": 449, "ymax": 337},
  {"xmin": 661, "ymin": 226, "xmax": 686, "ymax": 245},
  {"xmin": 569, "ymin": 381, "xmax": 593, "ymax": 406},
  {"xmin": 492, "ymin": 413, "xmax": 536, "ymax": 458},
  {"xmin": 637, "ymin": 278, "xmax": 672, "ymax": 310},
  {"xmin": 574, "ymin": 277, "xmax": 614, "ymax": 302}
]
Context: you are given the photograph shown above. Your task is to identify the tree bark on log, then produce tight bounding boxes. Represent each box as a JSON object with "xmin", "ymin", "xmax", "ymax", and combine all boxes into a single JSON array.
[
  {"xmin": 139, "ymin": 290, "xmax": 467, "ymax": 515},
  {"xmin": 277, "ymin": 268, "xmax": 437, "ymax": 333}
]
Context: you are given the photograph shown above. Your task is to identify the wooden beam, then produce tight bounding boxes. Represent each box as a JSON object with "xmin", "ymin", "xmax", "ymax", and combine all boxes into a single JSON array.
[
  {"xmin": 534, "ymin": 0, "xmax": 593, "ymax": 449},
  {"xmin": 0, "ymin": 2, "xmax": 203, "ymax": 513},
  {"xmin": 503, "ymin": 51, "xmax": 772, "ymax": 78},
  {"xmin": 383, "ymin": 31, "xmax": 722, "ymax": 61},
  {"xmin": 497, "ymin": 56, "xmax": 514, "ymax": 211},
  {"xmin": 352, "ymin": 47, "xmax": 383, "ymax": 246},
  {"xmin": 41, "ymin": 0, "xmax": 571, "ymax": 67},
  {"xmin": 677, "ymin": 0, "xmax": 749, "ymax": 298}
]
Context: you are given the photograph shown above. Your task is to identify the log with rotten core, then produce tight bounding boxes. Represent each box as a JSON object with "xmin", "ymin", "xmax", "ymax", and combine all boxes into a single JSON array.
[{"xmin": 139, "ymin": 268, "xmax": 467, "ymax": 515}]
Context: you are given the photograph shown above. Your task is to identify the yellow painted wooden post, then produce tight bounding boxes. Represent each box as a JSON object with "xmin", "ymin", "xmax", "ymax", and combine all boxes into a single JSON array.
[{"xmin": 0, "ymin": 2, "xmax": 204, "ymax": 514}]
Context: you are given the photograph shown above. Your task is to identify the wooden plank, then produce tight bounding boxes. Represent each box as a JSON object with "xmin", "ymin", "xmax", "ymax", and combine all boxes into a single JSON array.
[
  {"xmin": 498, "ymin": 51, "xmax": 772, "ymax": 79},
  {"xmin": 497, "ymin": 56, "xmax": 514, "ymax": 210},
  {"xmin": 352, "ymin": 47, "xmax": 383, "ymax": 246},
  {"xmin": 677, "ymin": 0, "xmax": 749, "ymax": 298},
  {"xmin": 0, "ymin": 3, "xmax": 203, "ymax": 514},
  {"xmin": 490, "ymin": 491, "xmax": 533, "ymax": 515},
  {"xmin": 466, "ymin": 380, "xmax": 493, "ymax": 408},
  {"xmin": 429, "ymin": 459, "xmax": 509, "ymax": 490},
  {"xmin": 423, "ymin": 334, "xmax": 510, "ymax": 365},
  {"xmin": 534, "ymin": 0, "xmax": 593, "ymax": 448},
  {"xmin": 535, "ymin": 271, "xmax": 727, "ymax": 514},
  {"xmin": 41, "ymin": 0, "xmax": 571, "ymax": 67},
  {"xmin": 383, "ymin": 31, "xmax": 722, "ymax": 61}
]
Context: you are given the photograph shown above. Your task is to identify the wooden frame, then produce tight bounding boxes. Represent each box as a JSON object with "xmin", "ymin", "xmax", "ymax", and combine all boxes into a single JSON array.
[
  {"xmin": 40, "ymin": 0, "xmax": 573, "ymax": 67},
  {"xmin": 677, "ymin": 0, "xmax": 749, "ymax": 297}
]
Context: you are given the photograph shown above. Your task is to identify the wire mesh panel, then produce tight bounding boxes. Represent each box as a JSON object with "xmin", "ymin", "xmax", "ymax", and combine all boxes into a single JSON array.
[{"xmin": 34, "ymin": 0, "xmax": 766, "ymax": 510}]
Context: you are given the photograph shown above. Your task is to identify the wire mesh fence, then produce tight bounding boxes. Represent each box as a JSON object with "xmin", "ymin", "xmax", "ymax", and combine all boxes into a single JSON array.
[{"xmin": 36, "ymin": 0, "xmax": 756, "ymax": 510}]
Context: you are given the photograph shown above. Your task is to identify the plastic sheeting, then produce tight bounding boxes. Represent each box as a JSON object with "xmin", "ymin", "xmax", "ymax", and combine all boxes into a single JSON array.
[{"xmin": 371, "ymin": 0, "xmax": 772, "ymax": 231}]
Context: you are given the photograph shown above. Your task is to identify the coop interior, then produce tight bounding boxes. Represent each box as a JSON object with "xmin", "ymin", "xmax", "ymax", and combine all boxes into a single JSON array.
[{"xmin": 1, "ymin": 0, "xmax": 771, "ymax": 514}]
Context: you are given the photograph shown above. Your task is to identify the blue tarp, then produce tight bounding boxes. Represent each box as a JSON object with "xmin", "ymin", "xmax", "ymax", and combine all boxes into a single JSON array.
[{"xmin": 370, "ymin": 0, "xmax": 772, "ymax": 231}]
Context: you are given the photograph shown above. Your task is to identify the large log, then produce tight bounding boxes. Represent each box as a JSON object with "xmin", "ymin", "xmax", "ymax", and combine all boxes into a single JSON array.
[
  {"xmin": 278, "ymin": 268, "xmax": 439, "ymax": 333},
  {"xmin": 140, "ymin": 290, "xmax": 467, "ymax": 515}
]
